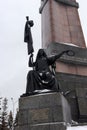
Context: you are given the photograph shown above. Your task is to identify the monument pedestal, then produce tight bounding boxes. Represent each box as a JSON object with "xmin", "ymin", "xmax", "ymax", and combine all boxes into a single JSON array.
[{"xmin": 18, "ymin": 92, "xmax": 71, "ymax": 130}]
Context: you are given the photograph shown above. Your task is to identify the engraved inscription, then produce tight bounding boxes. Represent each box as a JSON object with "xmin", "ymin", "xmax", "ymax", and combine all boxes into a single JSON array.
[{"xmin": 30, "ymin": 108, "xmax": 49, "ymax": 121}]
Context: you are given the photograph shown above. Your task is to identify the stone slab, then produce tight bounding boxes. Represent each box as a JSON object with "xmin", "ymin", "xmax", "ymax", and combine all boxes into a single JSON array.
[
  {"xmin": 15, "ymin": 122, "xmax": 66, "ymax": 130},
  {"xmin": 18, "ymin": 92, "xmax": 71, "ymax": 129},
  {"xmin": 30, "ymin": 123, "xmax": 66, "ymax": 130},
  {"xmin": 19, "ymin": 93, "xmax": 62, "ymax": 110}
]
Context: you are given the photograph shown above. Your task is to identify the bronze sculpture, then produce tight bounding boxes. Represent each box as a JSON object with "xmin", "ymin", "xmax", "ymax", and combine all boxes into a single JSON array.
[
  {"xmin": 25, "ymin": 49, "xmax": 74, "ymax": 96},
  {"xmin": 23, "ymin": 17, "xmax": 75, "ymax": 96}
]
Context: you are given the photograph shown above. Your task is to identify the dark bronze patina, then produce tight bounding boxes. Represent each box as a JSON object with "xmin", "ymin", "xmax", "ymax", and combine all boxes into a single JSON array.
[
  {"xmin": 25, "ymin": 49, "xmax": 74, "ymax": 96},
  {"xmin": 24, "ymin": 16, "xmax": 34, "ymax": 55}
]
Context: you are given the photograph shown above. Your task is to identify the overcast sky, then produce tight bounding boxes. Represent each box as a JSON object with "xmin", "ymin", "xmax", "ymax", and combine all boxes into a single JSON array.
[
  {"xmin": 0, "ymin": 0, "xmax": 87, "ymax": 129},
  {"xmin": 0, "ymin": 0, "xmax": 41, "ymax": 98}
]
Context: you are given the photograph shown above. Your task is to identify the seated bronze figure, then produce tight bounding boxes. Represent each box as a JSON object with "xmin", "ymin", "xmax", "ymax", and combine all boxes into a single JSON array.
[{"xmin": 25, "ymin": 49, "xmax": 74, "ymax": 96}]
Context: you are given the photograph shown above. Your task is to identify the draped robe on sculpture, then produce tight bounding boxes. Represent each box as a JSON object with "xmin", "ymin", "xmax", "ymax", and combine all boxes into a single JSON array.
[{"xmin": 26, "ymin": 49, "xmax": 60, "ymax": 94}]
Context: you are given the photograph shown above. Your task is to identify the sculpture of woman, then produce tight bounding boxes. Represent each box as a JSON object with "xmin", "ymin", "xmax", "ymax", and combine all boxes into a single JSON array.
[{"xmin": 26, "ymin": 49, "xmax": 73, "ymax": 95}]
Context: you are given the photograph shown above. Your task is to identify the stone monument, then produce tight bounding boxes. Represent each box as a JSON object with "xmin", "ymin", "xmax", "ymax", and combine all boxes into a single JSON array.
[
  {"xmin": 18, "ymin": 93, "xmax": 71, "ymax": 130},
  {"xmin": 18, "ymin": 49, "xmax": 73, "ymax": 130},
  {"xmin": 16, "ymin": 0, "xmax": 87, "ymax": 130},
  {"xmin": 40, "ymin": 0, "xmax": 87, "ymax": 125}
]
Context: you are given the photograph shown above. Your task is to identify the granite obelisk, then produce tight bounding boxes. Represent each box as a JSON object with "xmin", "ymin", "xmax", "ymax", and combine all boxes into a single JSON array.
[{"xmin": 40, "ymin": 0, "xmax": 87, "ymax": 124}]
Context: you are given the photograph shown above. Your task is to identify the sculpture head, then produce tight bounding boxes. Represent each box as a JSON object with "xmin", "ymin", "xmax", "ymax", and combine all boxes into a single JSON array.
[{"xmin": 36, "ymin": 49, "xmax": 47, "ymax": 60}]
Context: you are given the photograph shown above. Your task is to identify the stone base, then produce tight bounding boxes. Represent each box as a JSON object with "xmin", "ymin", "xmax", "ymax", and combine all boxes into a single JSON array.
[
  {"xmin": 18, "ymin": 123, "xmax": 66, "ymax": 130},
  {"xmin": 18, "ymin": 92, "xmax": 71, "ymax": 130}
]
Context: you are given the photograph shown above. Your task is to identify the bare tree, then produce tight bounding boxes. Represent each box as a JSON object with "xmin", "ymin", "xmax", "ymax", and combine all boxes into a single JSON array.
[
  {"xmin": 8, "ymin": 111, "xmax": 13, "ymax": 130},
  {"xmin": 1, "ymin": 98, "xmax": 8, "ymax": 130}
]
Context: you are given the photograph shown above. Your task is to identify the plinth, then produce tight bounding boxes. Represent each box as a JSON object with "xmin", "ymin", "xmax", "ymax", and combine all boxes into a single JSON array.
[{"xmin": 18, "ymin": 92, "xmax": 71, "ymax": 130}]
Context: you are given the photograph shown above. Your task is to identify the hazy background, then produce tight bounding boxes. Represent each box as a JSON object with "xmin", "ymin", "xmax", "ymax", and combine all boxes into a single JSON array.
[{"xmin": 0, "ymin": 0, "xmax": 87, "ymax": 129}]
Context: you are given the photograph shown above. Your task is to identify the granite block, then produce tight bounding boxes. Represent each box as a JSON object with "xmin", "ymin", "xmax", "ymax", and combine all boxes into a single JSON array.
[
  {"xmin": 30, "ymin": 123, "xmax": 66, "ymax": 130},
  {"xmin": 19, "ymin": 93, "xmax": 62, "ymax": 110},
  {"xmin": 18, "ymin": 92, "xmax": 71, "ymax": 130}
]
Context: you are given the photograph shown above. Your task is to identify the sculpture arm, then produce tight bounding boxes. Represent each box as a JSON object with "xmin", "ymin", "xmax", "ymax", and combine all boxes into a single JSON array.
[
  {"xmin": 48, "ymin": 50, "xmax": 68, "ymax": 65},
  {"xmin": 29, "ymin": 54, "xmax": 35, "ymax": 67},
  {"xmin": 53, "ymin": 51, "xmax": 67, "ymax": 61}
]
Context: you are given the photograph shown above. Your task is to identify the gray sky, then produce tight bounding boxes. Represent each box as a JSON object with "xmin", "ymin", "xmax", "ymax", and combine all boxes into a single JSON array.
[
  {"xmin": 0, "ymin": 0, "xmax": 41, "ymax": 115},
  {"xmin": 0, "ymin": 0, "xmax": 87, "ymax": 128},
  {"xmin": 0, "ymin": 0, "xmax": 41, "ymax": 98}
]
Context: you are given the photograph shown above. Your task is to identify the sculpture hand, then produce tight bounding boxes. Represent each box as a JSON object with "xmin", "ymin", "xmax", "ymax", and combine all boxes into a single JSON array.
[
  {"xmin": 65, "ymin": 50, "xmax": 75, "ymax": 56},
  {"xmin": 30, "ymin": 53, "xmax": 33, "ymax": 57}
]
